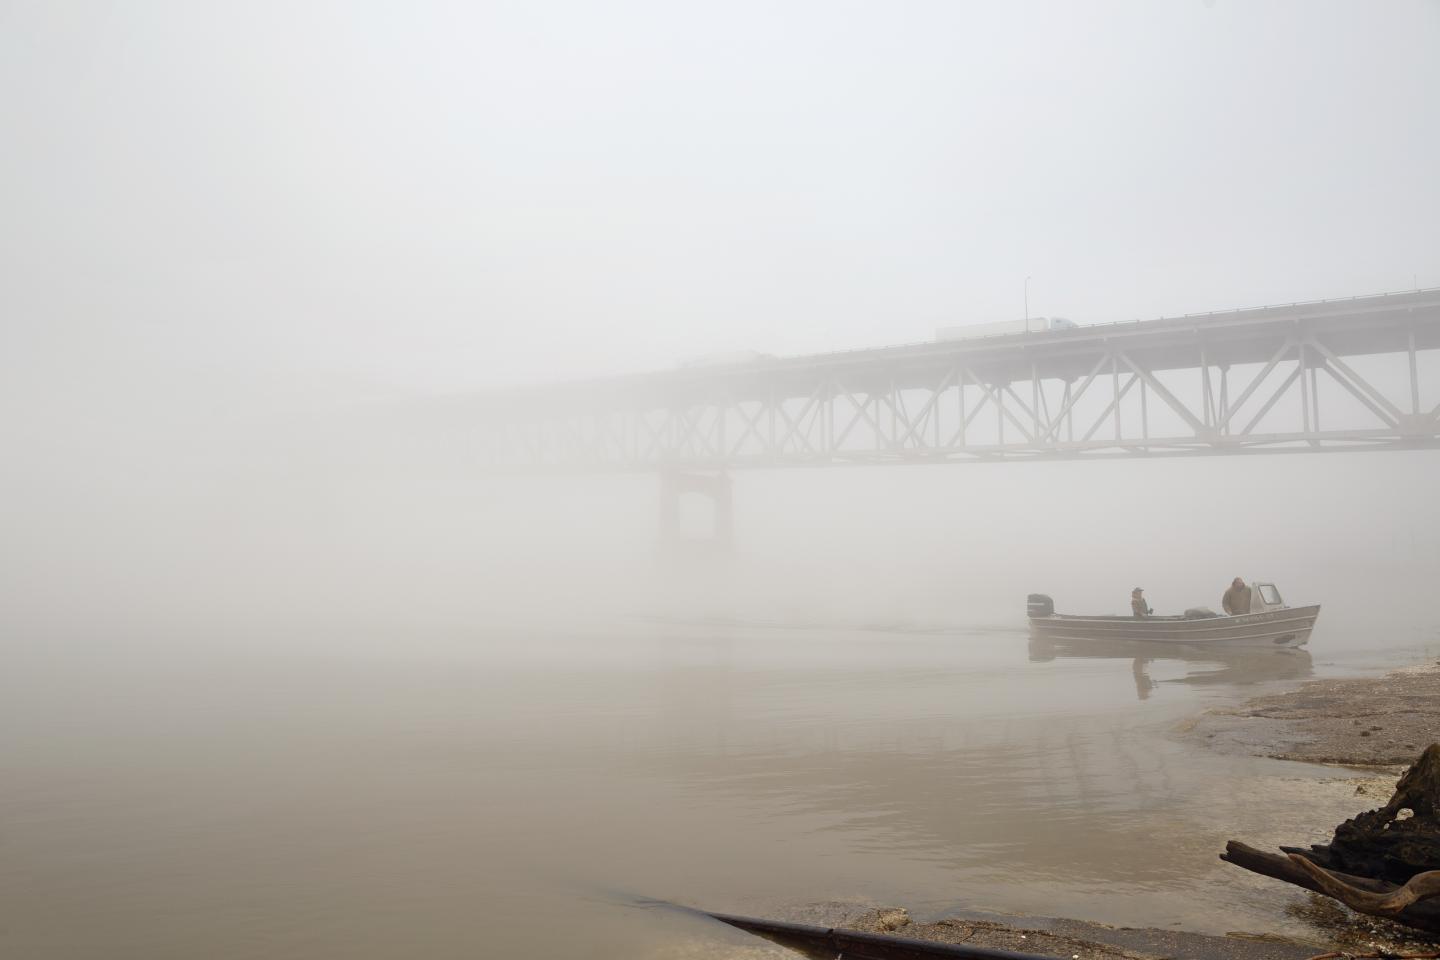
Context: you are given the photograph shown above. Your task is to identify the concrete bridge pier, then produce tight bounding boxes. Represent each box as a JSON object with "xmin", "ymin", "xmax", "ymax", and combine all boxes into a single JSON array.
[{"xmin": 659, "ymin": 469, "xmax": 733, "ymax": 556}]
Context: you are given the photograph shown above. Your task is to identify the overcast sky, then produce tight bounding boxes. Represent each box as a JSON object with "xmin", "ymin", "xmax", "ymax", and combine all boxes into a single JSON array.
[{"xmin": 3, "ymin": 0, "xmax": 1437, "ymax": 398}]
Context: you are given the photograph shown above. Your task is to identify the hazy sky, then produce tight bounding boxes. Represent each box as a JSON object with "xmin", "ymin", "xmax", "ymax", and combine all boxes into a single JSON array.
[{"xmin": 3, "ymin": 0, "xmax": 1438, "ymax": 398}]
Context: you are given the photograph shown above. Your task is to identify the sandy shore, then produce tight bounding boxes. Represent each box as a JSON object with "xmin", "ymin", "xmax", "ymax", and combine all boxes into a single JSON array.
[
  {"xmin": 748, "ymin": 888, "xmax": 1440, "ymax": 960},
  {"xmin": 733, "ymin": 659, "xmax": 1440, "ymax": 960},
  {"xmin": 1181, "ymin": 659, "xmax": 1440, "ymax": 766},
  {"xmin": 750, "ymin": 902, "xmax": 1331, "ymax": 960}
]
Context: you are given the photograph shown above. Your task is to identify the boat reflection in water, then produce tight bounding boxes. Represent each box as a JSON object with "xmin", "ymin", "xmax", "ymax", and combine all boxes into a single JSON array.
[{"xmin": 1028, "ymin": 634, "xmax": 1314, "ymax": 701}]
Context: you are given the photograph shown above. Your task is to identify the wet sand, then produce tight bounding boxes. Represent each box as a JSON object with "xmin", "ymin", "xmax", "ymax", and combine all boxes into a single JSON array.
[
  {"xmin": 722, "ymin": 660, "xmax": 1440, "ymax": 960},
  {"xmin": 1182, "ymin": 660, "xmax": 1440, "ymax": 766},
  {"xmin": 711, "ymin": 893, "xmax": 1440, "ymax": 960},
  {"xmin": 713, "ymin": 902, "xmax": 1328, "ymax": 960}
]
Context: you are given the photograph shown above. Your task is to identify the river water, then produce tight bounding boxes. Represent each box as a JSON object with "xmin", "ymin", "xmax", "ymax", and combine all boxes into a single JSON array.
[{"xmin": 4, "ymin": 600, "xmax": 1437, "ymax": 959}]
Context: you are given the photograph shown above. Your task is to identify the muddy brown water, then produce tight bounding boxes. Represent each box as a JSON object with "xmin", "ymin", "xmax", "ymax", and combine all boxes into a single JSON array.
[{"xmin": 2, "ymin": 617, "xmax": 1435, "ymax": 959}]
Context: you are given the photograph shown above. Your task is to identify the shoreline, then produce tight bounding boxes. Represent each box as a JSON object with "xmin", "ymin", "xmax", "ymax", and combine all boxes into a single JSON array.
[
  {"xmin": 735, "ymin": 656, "xmax": 1440, "ymax": 959},
  {"xmin": 1180, "ymin": 658, "xmax": 1440, "ymax": 768}
]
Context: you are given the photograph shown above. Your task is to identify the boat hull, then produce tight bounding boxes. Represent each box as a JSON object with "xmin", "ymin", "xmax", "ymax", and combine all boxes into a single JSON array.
[{"xmin": 1028, "ymin": 604, "xmax": 1319, "ymax": 646}]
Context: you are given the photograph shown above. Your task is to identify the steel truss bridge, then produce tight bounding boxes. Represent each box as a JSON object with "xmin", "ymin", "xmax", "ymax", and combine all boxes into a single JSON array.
[{"xmin": 477, "ymin": 289, "xmax": 1440, "ymax": 472}]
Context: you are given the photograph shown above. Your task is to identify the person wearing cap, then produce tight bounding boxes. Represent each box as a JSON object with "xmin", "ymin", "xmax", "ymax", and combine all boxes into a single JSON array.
[
  {"xmin": 1222, "ymin": 577, "xmax": 1252, "ymax": 615},
  {"xmin": 1131, "ymin": 587, "xmax": 1152, "ymax": 618}
]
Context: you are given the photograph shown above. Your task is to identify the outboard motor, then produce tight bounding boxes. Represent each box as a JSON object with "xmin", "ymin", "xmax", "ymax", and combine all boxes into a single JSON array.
[{"xmin": 1027, "ymin": 593, "xmax": 1054, "ymax": 618}]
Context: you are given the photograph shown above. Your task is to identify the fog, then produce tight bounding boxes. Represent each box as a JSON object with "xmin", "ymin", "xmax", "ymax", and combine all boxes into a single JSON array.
[{"xmin": 3, "ymin": 2, "xmax": 1439, "ymax": 958}]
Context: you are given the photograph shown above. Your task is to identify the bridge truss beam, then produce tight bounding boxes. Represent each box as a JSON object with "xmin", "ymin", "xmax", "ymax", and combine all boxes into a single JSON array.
[{"xmin": 478, "ymin": 292, "xmax": 1440, "ymax": 471}]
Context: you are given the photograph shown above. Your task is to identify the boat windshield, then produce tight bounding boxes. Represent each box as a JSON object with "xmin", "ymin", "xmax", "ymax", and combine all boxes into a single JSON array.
[{"xmin": 1257, "ymin": 583, "xmax": 1282, "ymax": 605}]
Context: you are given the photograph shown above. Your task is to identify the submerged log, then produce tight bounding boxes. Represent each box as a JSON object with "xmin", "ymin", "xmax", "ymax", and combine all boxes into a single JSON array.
[{"xmin": 1224, "ymin": 744, "xmax": 1440, "ymax": 934}]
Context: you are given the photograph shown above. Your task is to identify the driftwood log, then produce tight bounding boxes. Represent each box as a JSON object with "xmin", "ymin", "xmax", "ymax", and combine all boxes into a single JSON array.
[{"xmin": 1223, "ymin": 744, "xmax": 1440, "ymax": 934}]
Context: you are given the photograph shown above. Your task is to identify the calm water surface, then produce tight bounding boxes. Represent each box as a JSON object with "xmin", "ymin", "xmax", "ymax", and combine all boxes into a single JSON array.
[{"xmin": 3, "ymin": 615, "xmax": 1436, "ymax": 959}]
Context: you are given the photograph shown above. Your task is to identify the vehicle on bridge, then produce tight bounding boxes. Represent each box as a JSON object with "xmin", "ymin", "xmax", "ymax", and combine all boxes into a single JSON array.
[
  {"xmin": 936, "ymin": 316, "xmax": 1077, "ymax": 340},
  {"xmin": 677, "ymin": 349, "xmax": 775, "ymax": 368},
  {"xmin": 1026, "ymin": 581, "xmax": 1319, "ymax": 646}
]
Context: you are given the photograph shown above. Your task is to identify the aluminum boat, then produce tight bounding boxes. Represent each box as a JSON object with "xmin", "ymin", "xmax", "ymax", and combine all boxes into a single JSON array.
[{"xmin": 1027, "ymin": 581, "xmax": 1318, "ymax": 646}]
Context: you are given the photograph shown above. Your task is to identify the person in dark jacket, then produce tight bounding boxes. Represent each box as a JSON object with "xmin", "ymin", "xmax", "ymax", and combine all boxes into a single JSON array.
[
  {"xmin": 1131, "ymin": 587, "xmax": 1152, "ymax": 618},
  {"xmin": 1222, "ymin": 577, "xmax": 1252, "ymax": 615}
]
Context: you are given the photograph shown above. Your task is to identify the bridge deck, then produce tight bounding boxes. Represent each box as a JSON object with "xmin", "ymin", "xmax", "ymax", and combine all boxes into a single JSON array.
[
  {"xmin": 473, "ymin": 289, "xmax": 1440, "ymax": 468},
  {"xmin": 487, "ymin": 289, "xmax": 1440, "ymax": 413}
]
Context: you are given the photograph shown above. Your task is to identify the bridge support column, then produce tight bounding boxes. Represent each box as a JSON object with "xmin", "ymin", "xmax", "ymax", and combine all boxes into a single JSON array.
[{"xmin": 659, "ymin": 469, "xmax": 733, "ymax": 556}]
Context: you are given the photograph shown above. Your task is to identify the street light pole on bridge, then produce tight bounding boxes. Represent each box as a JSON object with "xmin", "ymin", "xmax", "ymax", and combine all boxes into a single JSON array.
[{"xmin": 1024, "ymin": 275, "xmax": 1032, "ymax": 332}]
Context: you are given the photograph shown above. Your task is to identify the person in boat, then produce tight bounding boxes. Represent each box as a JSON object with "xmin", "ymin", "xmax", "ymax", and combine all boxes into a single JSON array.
[
  {"xmin": 1222, "ymin": 577, "xmax": 1253, "ymax": 615},
  {"xmin": 1131, "ymin": 587, "xmax": 1152, "ymax": 618}
]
